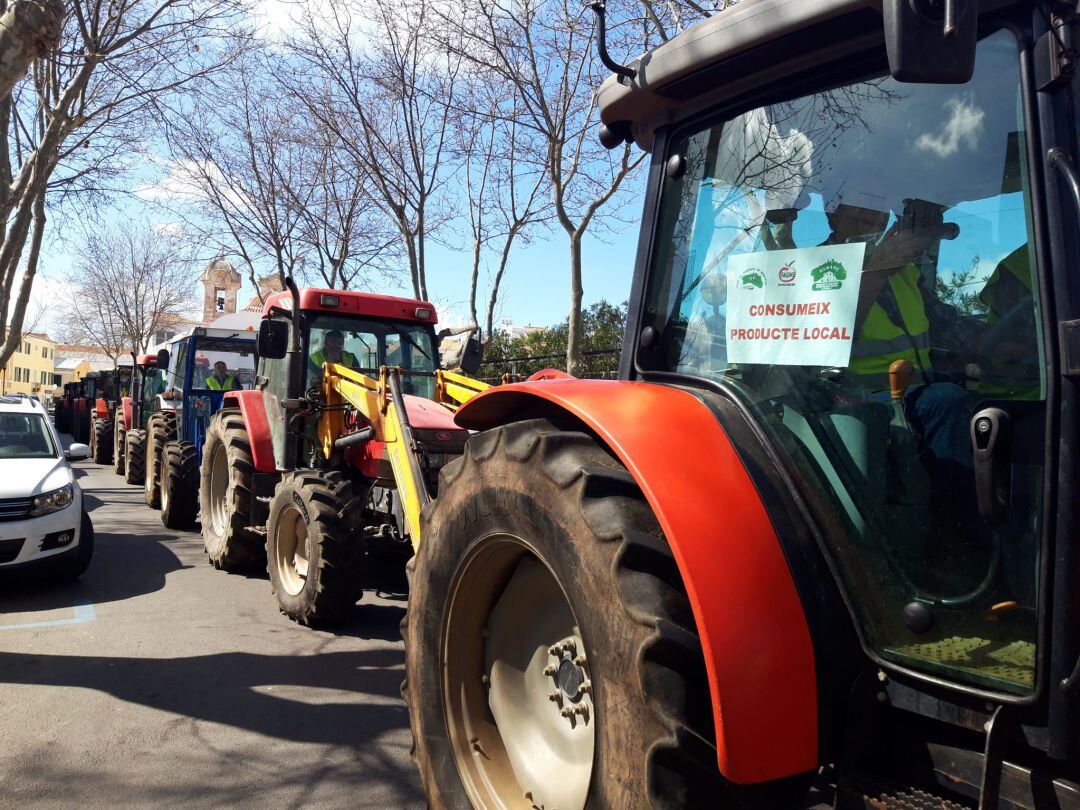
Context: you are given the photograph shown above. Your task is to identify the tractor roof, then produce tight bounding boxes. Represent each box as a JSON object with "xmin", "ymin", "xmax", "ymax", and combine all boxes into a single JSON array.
[
  {"xmin": 136, "ymin": 354, "xmax": 158, "ymax": 367},
  {"xmin": 597, "ymin": 0, "xmax": 879, "ymax": 150},
  {"xmin": 262, "ymin": 288, "xmax": 438, "ymax": 325}
]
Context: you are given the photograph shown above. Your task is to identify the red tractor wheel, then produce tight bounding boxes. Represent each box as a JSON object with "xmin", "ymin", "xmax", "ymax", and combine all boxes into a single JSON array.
[
  {"xmin": 124, "ymin": 429, "xmax": 147, "ymax": 485},
  {"xmin": 404, "ymin": 419, "xmax": 728, "ymax": 809},
  {"xmin": 112, "ymin": 423, "xmax": 126, "ymax": 475},
  {"xmin": 144, "ymin": 411, "xmax": 177, "ymax": 509},
  {"xmin": 200, "ymin": 410, "xmax": 263, "ymax": 570}
]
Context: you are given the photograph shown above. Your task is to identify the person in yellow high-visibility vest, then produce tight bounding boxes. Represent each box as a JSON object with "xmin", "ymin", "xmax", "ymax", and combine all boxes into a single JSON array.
[
  {"xmin": 308, "ymin": 330, "xmax": 359, "ymax": 385},
  {"xmin": 845, "ymin": 212, "xmax": 974, "ymax": 482},
  {"xmin": 206, "ymin": 361, "xmax": 240, "ymax": 391}
]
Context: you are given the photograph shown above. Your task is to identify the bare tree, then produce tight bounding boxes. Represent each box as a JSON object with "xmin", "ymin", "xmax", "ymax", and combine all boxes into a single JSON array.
[
  {"xmin": 0, "ymin": 0, "xmax": 246, "ymax": 369},
  {"xmin": 59, "ymin": 223, "xmax": 195, "ymax": 356},
  {"xmin": 288, "ymin": 0, "xmax": 460, "ymax": 301},
  {"xmin": 436, "ymin": 0, "xmax": 648, "ymax": 374},
  {"xmin": 0, "ymin": 0, "xmax": 63, "ymax": 102}
]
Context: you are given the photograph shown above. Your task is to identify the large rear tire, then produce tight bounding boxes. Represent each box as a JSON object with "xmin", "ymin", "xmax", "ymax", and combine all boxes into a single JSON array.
[
  {"xmin": 92, "ymin": 418, "xmax": 113, "ymax": 465},
  {"xmin": 404, "ymin": 418, "xmax": 727, "ymax": 809},
  {"xmin": 144, "ymin": 411, "xmax": 177, "ymax": 509},
  {"xmin": 161, "ymin": 440, "xmax": 200, "ymax": 530},
  {"xmin": 124, "ymin": 429, "xmax": 147, "ymax": 485},
  {"xmin": 266, "ymin": 471, "xmax": 364, "ymax": 626},
  {"xmin": 200, "ymin": 410, "xmax": 262, "ymax": 570}
]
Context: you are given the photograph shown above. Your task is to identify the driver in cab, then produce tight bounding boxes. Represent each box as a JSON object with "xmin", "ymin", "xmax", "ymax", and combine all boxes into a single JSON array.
[
  {"xmin": 206, "ymin": 361, "xmax": 241, "ymax": 391},
  {"xmin": 309, "ymin": 330, "xmax": 359, "ymax": 383}
]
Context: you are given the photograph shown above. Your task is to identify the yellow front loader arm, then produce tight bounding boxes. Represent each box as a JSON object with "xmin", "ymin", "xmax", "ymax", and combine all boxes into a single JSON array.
[{"xmin": 317, "ymin": 364, "xmax": 489, "ymax": 552}]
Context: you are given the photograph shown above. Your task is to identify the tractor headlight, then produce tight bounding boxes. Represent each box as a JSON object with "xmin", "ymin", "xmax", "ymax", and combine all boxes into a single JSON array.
[{"xmin": 30, "ymin": 484, "xmax": 73, "ymax": 516}]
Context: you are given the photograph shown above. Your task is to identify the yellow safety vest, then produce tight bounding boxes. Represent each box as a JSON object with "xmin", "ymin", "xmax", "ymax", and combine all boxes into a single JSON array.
[
  {"xmin": 849, "ymin": 263, "xmax": 932, "ymax": 389},
  {"xmin": 977, "ymin": 246, "xmax": 1041, "ymax": 400},
  {"xmin": 310, "ymin": 350, "xmax": 358, "ymax": 369},
  {"xmin": 206, "ymin": 374, "xmax": 236, "ymax": 391}
]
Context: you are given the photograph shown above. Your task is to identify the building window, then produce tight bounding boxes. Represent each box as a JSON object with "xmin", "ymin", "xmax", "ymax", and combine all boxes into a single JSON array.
[{"xmin": 23, "ymin": 341, "xmax": 29, "ymax": 354}]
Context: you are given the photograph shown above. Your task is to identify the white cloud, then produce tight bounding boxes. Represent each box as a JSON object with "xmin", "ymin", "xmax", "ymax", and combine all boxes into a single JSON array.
[{"xmin": 916, "ymin": 98, "xmax": 985, "ymax": 158}]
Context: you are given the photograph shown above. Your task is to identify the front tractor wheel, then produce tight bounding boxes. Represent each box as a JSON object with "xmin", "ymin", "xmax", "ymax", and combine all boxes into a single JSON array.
[
  {"xmin": 144, "ymin": 411, "xmax": 177, "ymax": 509},
  {"xmin": 161, "ymin": 440, "xmax": 199, "ymax": 530},
  {"xmin": 404, "ymin": 419, "xmax": 727, "ymax": 809},
  {"xmin": 92, "ymin": 418, "xmax": 113, "ymax": 465},
  {"xmin": 124, "ymin": 429, "xmax": 147, "ymax": 485},
  {"xmin": 200, "ymin": 411, "xmax": 262, "ymax": 571},
  {"xmin": 266, "ymin": 472, "xmax": 363, "ymax": 626}
]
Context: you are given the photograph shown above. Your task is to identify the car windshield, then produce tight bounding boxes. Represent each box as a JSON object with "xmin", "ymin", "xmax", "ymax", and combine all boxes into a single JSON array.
[
  {"xmin": 307, "ymin": 314, "xmax": 437, "ymax": 399},
  {"xmin": 0, "ymin": 413, "xmax": 57, "ymax": 458},
  {"xmin": 639, "ymin": 29, "xmax": 1045, "ymax": 694}
]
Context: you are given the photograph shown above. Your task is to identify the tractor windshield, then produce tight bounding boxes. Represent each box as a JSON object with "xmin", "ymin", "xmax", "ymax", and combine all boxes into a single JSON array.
[
  {"xmin": 307, "ymin": 314, "xmax": 437, "ymax": 399},
  {"xmin": 640, "ymin": 29, "xmax": 1045, "ymax": 695}
]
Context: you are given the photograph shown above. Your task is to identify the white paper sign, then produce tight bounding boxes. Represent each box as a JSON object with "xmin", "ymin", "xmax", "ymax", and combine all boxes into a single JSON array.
[{"xmin": 725, "ymin": 243, "xmax": 865, "ymax": 367}]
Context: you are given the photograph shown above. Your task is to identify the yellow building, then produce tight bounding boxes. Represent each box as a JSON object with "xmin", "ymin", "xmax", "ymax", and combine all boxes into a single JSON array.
[{"xmin": 0, "ymin": 332, "xmax": 57, "ymax": 403}]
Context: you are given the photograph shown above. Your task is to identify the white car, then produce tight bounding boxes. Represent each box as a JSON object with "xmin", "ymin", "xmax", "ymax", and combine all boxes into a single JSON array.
[{"xmin": 0, "ymin": 394, "xmax": 94, "ymax": 580}]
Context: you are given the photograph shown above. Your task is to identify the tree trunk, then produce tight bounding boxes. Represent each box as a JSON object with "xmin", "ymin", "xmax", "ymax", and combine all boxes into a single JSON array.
[
  {"xmin": 0, "ymin": 186, "xmax": 45, "ymax": 367},
  {"xmin": 0, "ymin": 0, "xmax": 63, "ymax": 103},
  {"xmin": 566, "ymin": 231, "xmax": 584, "ymax": 377}
]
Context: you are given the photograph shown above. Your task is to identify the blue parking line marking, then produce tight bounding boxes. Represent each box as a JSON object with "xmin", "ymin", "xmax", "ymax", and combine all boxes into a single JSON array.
[{"xmin": 0, "ymin": 602, "xmax": 96, "ymax": 631}]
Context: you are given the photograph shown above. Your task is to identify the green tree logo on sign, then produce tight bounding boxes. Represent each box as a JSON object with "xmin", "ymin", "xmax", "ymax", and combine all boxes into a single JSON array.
[
  {"xmin": 811, "ymin": 259, "xmax": 847, "ymax": 291},
  {"xmin": 739, "ymin": 269, "xmax": 765, "ymax": 290}
]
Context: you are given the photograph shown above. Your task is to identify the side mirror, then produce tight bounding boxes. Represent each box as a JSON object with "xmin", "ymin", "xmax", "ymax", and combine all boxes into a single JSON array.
[
  {"xmin": 65, "ymin": 443, "xmax": 91, "ymax": 461},
  {"xmin": 438, "ymin": 330, "xmax": 485, "ymax": 375},
  {"xmin": 883, "ymin": 0, "xmax": 977, "ymax": 84},
  {"xmin": 156, "ymin": 348, "xmax": 170, "ymax": 370},
  {"xmin": 459, "ymin": 336, "xmax": 484, "ymax": 376},
  {"xmin": 258, "ymin": 319, "xmax": 289, "ymax": 360}
]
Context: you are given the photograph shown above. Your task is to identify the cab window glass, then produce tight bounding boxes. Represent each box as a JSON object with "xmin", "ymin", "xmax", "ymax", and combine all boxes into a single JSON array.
[
  {"xmin": 308, "ymin": 315, "xmax": 436, "ymax": 399},
  {"xmin": 642, "ymin": 30, "xmax": 1043, "ymax": 693}
]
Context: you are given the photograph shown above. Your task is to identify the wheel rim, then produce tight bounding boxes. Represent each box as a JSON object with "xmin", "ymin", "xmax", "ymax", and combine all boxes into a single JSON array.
[
  {"xmin": 275, "ymin": 505, "xmax": 309, "ymax": 596},
  {"xmin": 145, "ymin": 451, "xmax": 157, "ymax": 498},
  {"xmin": 443, "ymin": 536, "xmax": 594, "ymax": 810},
  {"xmin": 209, "ymin": 443, "xmax": 229, "ymax": 538},
  {"xmin": 161, "ymin": 463, "xmax": 170, "ymax": 512}
]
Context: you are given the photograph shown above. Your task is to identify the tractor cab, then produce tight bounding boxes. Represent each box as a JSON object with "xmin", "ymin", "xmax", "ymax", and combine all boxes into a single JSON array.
[
  {"xmin": 593, "ymin": 0, "xmax": 1080, "ymax": 804},
  {"xmin": 159, "ymin": 327, "xmax": 256, "ymax": 456},
  {"xmin": 256, "ymin": 287, "xmax": 459, "ymax": 470}
]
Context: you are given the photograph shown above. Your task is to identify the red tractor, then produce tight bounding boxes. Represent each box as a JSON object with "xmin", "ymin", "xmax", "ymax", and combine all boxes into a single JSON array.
[
  {"xmin": 394, "ymin": 0, "xmax": 1080, "ymax": 807},
  {"xmin": 201, "ymin": 284, "xmax": 482, "ymax": 624},
  {"xmin": 88, "ymin": 367, "xmax": 131, "ymax": 465},
  {"xmin": 112, "ymin": 354, "xmax": 169, "ymax": 484}
]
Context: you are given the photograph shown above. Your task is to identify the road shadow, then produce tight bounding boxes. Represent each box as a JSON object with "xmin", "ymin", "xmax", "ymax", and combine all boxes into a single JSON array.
[
  {"xmin": 0, "ymin": 646, "xmax": 409, "ymax": 747},
  {"xmin": 0, "ymin": 532, "xmax": 187, "ymax": 613},
  {"xmin": 326, "ymin": 601, "xmax": 407, "ymax": 642}
]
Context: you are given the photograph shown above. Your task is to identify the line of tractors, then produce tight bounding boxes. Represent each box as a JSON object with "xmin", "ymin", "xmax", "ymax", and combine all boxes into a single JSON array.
[{"xmin": 46, "ymin": 0, "xmax": 1080, "ymax": 806}]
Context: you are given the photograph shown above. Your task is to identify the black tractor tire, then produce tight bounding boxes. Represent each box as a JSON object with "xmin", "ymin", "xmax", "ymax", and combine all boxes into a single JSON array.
[
  {"xmin": 200, "ymin": 410, "xmax": 263, "ymax": 571},
  {"xmin": 161, "ymin": 440, "xmax": 200, "ymax": 530},
  {"xmin": 92, "ymin": 418, "xmax": 114, "ymax": 465},
  {"xmin": 124, "ymin": 429, "xmax": 147, "ymax": 485},
  {"xmin": 144, "ymin": 411, "xmax": 178, "ymax": 509},
  {"xmin": 51, "ymin": 510, "xmax": 95, "ymax": 582},
  {"xmin": 403, "ymin": 418, "xmax": 730, "ymax": 809},
  {"xmin": 112, "ymin": 422, "xmax": 127, "ymax": 475},
  {"xmin": 266, "ymin": 471, "xmax": 364, "ymax": 626}
]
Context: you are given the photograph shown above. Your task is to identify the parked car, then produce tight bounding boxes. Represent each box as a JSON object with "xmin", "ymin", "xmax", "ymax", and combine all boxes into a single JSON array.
[{"xmin": 0, "ymin": 394, "xmax": 94, "ymax": 581}]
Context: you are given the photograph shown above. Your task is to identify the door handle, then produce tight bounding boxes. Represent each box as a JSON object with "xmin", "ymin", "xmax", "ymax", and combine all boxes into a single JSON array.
[{"xmin": 971, "ymin": 407, "xmax": 1011, "ymax": 525}]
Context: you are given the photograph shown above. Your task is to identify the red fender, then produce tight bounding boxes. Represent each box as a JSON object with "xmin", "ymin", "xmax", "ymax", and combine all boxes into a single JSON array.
[
  {"xmin": 223, "ymin": 390, "xmax": 276, "ymax": 473},
  {"xmin": 94, "ymin": 398, "xmax": 108, "ymax": 420},
  {"xmin": 121, "ymin": 396, "xmax": 133, "ymax": 431},
  {"xmin": 455, "ymin": 379, "xmax": 818, "ymax": 785}
]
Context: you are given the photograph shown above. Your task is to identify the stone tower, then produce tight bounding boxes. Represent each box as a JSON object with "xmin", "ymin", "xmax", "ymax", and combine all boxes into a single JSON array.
[{"xmin": 200, "ymin": 258, "xmax": 242, "ymax": 324}]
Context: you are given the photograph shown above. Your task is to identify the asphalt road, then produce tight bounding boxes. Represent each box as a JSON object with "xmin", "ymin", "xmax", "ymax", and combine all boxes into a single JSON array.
[{"xmin": 0, "ymin": 442, "xmax": 424, "ymax": 809}]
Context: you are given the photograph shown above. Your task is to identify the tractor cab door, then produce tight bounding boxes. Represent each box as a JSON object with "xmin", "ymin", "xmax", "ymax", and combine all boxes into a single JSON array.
[
  {"xmin": 258, "ymin": 315, "xmax": 294, "ymax": 469},
  {"xmin": 638, "ymin": 26, "xmax": 1049, "ymax": 698}
]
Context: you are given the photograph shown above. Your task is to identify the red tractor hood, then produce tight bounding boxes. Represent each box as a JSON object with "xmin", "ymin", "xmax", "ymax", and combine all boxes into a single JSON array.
[{"xmin": 402, "ymin": 394, "xmax": 463, "ymax": 432}]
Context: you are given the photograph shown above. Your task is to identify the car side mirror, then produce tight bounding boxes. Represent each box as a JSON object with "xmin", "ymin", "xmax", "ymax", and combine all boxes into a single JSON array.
[
  {"xmin": 883, "ymin": 0, "xmax": 977, "ymax": 83},
  {"xmin": 66, "ymin": 443, "xmax": 91, "ymax": 461},
  {"xmin": 258, "ymin": 319, "xmax": 289, "ymax": 360},
  {"xmin": 156, "ymin": 348, "xmax": 170, "ymax": 370}
]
